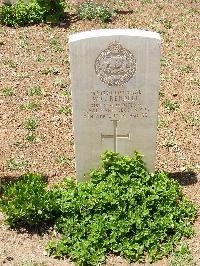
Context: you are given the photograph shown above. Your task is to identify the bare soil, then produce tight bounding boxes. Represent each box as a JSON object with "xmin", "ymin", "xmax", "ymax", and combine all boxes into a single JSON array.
[{"xmin": 0, "ymin": 0, "xmax": 199, "ymax": 265}]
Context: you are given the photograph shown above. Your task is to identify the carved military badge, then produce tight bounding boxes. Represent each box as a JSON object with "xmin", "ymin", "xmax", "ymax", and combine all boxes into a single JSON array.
[{"xmin": 95, "ymin": 41, "xmax": 136, "ymax": 87}]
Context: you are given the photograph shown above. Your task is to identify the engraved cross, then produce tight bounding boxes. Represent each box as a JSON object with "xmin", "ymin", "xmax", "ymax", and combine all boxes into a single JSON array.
[{"xmin": 101, "ymin": 120, "xmax": 130, "ymax": 152}]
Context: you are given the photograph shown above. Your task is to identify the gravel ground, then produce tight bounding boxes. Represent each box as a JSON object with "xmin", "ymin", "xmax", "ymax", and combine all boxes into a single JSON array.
[{"xmin": 0, "ymin": 0, "xmax": 199, "ymax": 265}]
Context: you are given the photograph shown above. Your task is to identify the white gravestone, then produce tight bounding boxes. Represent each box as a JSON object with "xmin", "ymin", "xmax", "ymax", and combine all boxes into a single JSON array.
[
  {"xmin": 69, "ymin": 29, "xmax": 161, "ymax": 181},
  {"xmin": 3, "ymin": 0, "xmax": 28, "ymax": 4}
]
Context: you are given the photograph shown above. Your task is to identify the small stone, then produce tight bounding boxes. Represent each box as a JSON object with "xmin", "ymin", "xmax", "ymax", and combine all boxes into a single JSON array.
[
  {"xmin": 43, "ymin": 251, "xmax": 48, "ymax": 256},
  {"xmin": 180, "ymin": 166, "xmax": 186, "ymax": 171}
]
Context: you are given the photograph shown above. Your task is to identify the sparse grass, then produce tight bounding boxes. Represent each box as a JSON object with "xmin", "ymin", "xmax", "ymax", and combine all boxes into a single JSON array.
[
  {"xmin": 189, "ymin": 54, "xmax": 197, "ymax": 62},
  {"xmin": 162, "ymin": 19, "xmax": 173, "ymax": 29},
  {"xmin": 3, "ymin": 59, "xmax": 16, "ymax": 68},
  {"xmin": 127, "ymin": 18, "xmax": 138, "ymax": 28},
  {"xmin": 169, "ymin": 242, "xmax": 196, "ymax": 266},
  {"xmin": 169, "ymin": 50, "xmax": 181, "ymax": 57},
  {"xmin": 36, "ymin": 55, "xmax": 46, "ymax": 62},
  {"xmin": 19, "ymin": 37, "xmax": 30, "ymax": 50},
  {"xmin": 160, "ymin": 58, "xmax": 167, "ymax": 67},
  {"xmin": 60, "ymin": 57, "xmax": 69, "ymax": 65},
  {"xmin": 187, "ymin": 95, "xmax": 200, "ymax": 105},
  {"xmin": 12, "ymin": 140, "xmax": 22, "ymax": 146},
  {"xmin": 59, "ymin": 106, "xmax": 71, "ymax": 115},
  {"xmin": 163, "ymin": 137, "xmax": 176, "ymax": 148},
  {"xmin": 69, "ymin": 24, "xmax": 78, "ymax": 34},
  {"xmin": 27, "ymin": 86, "xmax": 43, "ymax": 97},
  {"xmin": 41, "ymin": 67, "xmax": 60, "ymax": 75},
  {"xmin": 188, "ymin": 7, "xmax": 199, "ymax": 15},
  {"xmin": 177, "ymin": 40, "xmax": 187, "ymax": 48},
  {"xmin": 179, "ymin": 65, "xmax": 192, "ymax": 73},
  {"xmin": 101, "ymin": 22, "xmax": 109, "ymax": 29},
  {"xmin": 20, "ymin": 101, "xmax": 40, "ymax": 111},
  {"xmin": 39, "ymin": 135, "xmax": 47, "ymax": 141},
  {"xmin": 49, "ymin": 38, "xmax": 58, "ymax": 46},
  {"xmin": 0, "ymin": 27, "xmax": 4, "ymax": 34},
  {"xmin": 22, "ymin": 261, "xmax": 46, "ymax": 266},
  {"xmin": 158, "ymin": 118, "xmax": 168, "ymax": 128},
  {"xmin": 25, "ymin": 133, "xmax": 36, "ymax": 142},
  {"xmin": 164, "ymin": 100, "xmax": 179, "ymax": 111},
  {"xmin": 54, "ymin": 78, "xmax": 68, "ymax": 88},
  {"xmin": 159, "ymin": 88, "xmax": 165, "ymax": 97},
  {"xmin": 157, "ymin": 29, "xmax": 166, "ymax": 35},
  {"xmin": 184, "ymin": 114, "xmax": 199, "ymax": 127},
  {"xmin": 156, "ymin": 4, "xmax": 164, "ymax": 10},
  {"xmin": 16, "ymin": 72, "xmax": 30, "ymax": 80},
  {"xmin": 49, "ymin": 37, "xmax": 64, "ymax": 52},
  {"xmin": 192, "ymin": 78, "xmax": 200, "ymax": 86},
  {"xmin": 43, "ymin": 26, "xmax": 52, "ymax": 33},
  {"xmin": 1, "ymin": 87, "xmax": 14, "ymax": 96},
  {"xmin": 160, "ymin": 74, "xmax": 170, "ymax": 81},
  {"xmin": 55, "ymin": 155, "xmax": 71, "ymax": 165},
  {"xmin": 23, "ymin": 117, "xmax": 38, "ymax": 131},
  {"xmin": 23, "ymin": 117, "xmax": 38, "ymax": 142},
  {"xmin": 141, "ymin": 0, "xmax": 152, "ymax": 4},
  {"xmin": 77, "ymin": 1, "xmax": 113, "ymax": 22},
  {"xmin": 185, "ymin": 162, "xmax": 197, "ymax": 172},
  {"xmin": 6, "ymin": 159, "xmax": 28, "ymax": 171},
  {"xmin": 59, "ymin": 88, "xmax": 71, "ymax": 97}
]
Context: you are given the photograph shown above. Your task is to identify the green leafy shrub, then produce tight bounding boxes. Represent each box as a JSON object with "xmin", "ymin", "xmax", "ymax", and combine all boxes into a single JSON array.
[
  {"xmin": 170, "ymin": 242, "xmax": 196, "ymax": 266},
  {"xmin": 0, "ymin": 173, "xmax": 58, "ymax": 227},
  {"xmin": 0, "ymin": 0, "xmax": 66, "ymax": 27},
  {"xmin": 77, "ymin": 1, "xmax": 114, "ymax": 22},
  {"xmin": 0, "ymin": 152, "xmax": 197, "ymax": 264},
  {"xmin": 36, "ymin": 0, "xmax": 66, "ymax": 23},
  {"xmin": 47, "ymin": 151, "xmax": 197, "ymax": 265},
  {"xmin": 0, "ymin": 0, "xmax": 42, "ymax": 27}
]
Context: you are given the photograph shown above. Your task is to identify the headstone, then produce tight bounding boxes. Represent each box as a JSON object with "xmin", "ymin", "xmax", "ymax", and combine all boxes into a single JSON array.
[
  {"xmin": 3, "ymin": 0, "xmax": 28, "ymax": 4},
  {"xmin": 69, "ymin": 29, "xmax": 161, "ymax": 181}
]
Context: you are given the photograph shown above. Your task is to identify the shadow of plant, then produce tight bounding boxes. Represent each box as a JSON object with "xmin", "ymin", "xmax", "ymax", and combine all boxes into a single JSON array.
[{"xmin": 169, "ymin": 171, "xmax": 198, "ymax": 186}]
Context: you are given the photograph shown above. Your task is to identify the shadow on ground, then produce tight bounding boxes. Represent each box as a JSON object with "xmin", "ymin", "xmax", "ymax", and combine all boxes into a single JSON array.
[{"xmin": 169, "ymin": 171, "xmax": 198, "ymax": 186}]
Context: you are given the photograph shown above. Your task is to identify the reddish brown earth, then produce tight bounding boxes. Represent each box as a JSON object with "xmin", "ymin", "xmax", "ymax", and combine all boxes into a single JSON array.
[{"xmin": 0, "ymin": 0, "xmax": 199, "ymax": 265}]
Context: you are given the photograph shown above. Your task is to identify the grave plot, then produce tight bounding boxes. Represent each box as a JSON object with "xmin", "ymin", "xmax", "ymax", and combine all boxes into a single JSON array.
[{"xmin": 0, "ymin": 1, "xmax": 199, "ymax": 265}]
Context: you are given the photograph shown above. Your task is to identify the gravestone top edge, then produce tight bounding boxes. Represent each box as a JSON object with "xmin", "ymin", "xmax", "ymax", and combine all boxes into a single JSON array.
[{"xmin": 69, "ymin": 29, "xmax": 161, "ymax": 43}]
